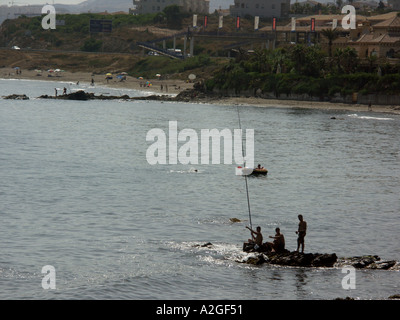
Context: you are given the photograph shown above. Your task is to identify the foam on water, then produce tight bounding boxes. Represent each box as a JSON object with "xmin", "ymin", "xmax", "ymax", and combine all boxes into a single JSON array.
[{"xmin": 347, "ymin": 113, "xmax": 395, "ymax": 121}]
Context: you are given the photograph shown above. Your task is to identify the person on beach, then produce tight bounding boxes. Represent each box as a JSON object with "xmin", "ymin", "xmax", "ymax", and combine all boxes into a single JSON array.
[
  {"xmin": 54, "ymin": 88, "xmax": 57, "ymax": 97},
  {"xmin": 246, "ymin": 226, "xmax": 263, "ymax": 248},
  {"xmin": 63, "ymin": 87, "xmax": 67, "ymax": 95},
  {"xmin": 266, "ymin": 227, "xmax": 285, "ymax": 252},
  {"xmin": 296, "ymin": 215, "xmax": 307, "ymax": 253}
]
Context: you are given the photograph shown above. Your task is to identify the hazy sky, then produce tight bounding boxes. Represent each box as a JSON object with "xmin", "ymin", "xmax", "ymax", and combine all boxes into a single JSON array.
[{"xmin": 0, "ymin": 0, "xmax": 85, "ymax": 5}]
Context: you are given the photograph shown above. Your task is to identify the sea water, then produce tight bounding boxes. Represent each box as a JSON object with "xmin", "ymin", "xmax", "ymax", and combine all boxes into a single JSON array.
[{"xmin": 0, "ymin": 79, "xmax": 399, "ymax": 300}]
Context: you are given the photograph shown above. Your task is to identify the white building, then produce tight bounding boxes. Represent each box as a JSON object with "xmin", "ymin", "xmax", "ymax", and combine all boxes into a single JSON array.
[
  {"xmin": 229, "ymin": 0, "xmax": 291, "ymax": 18},
  {"xmin": 131, "ymin": 0, "xmax": 210, "ymax": 15}
]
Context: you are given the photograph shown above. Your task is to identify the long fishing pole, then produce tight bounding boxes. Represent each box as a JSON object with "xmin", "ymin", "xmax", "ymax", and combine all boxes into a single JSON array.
[{"xmin": 237, "ymin": 106, "xmax": 253, "ymax": 230}]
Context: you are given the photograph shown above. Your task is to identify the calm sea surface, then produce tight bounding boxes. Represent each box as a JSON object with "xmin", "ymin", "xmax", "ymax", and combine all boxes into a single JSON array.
[{"xmin": 0, "ymin": 79, "xmax": 399, "ymax": 300}]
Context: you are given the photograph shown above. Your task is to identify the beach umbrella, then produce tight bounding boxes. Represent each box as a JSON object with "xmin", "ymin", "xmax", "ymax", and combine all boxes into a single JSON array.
[
  {"xmin": 156, "ymin": 74, "xmax": 161, "ymax": 77},
  {"xmin": 138, "ymin": 76, "xmax": 143, "ymax": 80},
  {"xmin": 120, "ymin": 72, "xmax": 128, "ymax": 75},
  {"xmin": 106, "ymin": 73, "xmax": 112, "ymax": 76}
]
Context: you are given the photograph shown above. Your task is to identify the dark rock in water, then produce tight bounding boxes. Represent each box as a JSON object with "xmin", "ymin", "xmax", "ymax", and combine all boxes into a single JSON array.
[
  {"xmin": 351, "ymin": 255, "xmax": 380, "ymax": 268},
  {"xmin": 312, "ymin": 253, "xmax": 339, "ymax": 267},
  {"xmin": 192, "ymin": 242, "xmax": 213, "ymax": 248},
  {"xmin": 242, "ymin": 254, "xmax": 267, "ymax": 265},
  {"xmin": 388, "ymin": 294, "xmax": 400, "ymax": 300},
  {"xmin": 38, "ymin": 90, "xmax": 94, "ymax": 101},
  {"xmin": 201, "ymin": 242, "xmax": 213, "ymax": 248},
  {"xmin": 37, "ymin": 90, "xmax": 177, "ymax": 102},
  {"xmin": 241, "ymin": 244, "xmax": 397, "ymax": 269},
  {"xmin": 242, "ymin": 242, "xmax": 337, "ymax": 267},
  {"xmin": 367, "ymin": 260, "xmax": 397, "ymax": 270},
  {"xmin": 66, "ymin": 90, "xmax": 94, "ymax": 100},
  {"xmin": 3, "ymin": 94, "xmax": 29, "ymax": 100},
  {"xmin": 249, "ymin": 253, "xmax": 399, "ymax": 270},
  {"xmin": 335, "ymin": 255, "xmax": 388, "ymax": 269},
  {"xmin": 240, "ymin": 247, "xmax": 337, "ymax": 268},
  {"xmin": 267, "ymin": 251, "xmax": 338, "ymax": 268}
]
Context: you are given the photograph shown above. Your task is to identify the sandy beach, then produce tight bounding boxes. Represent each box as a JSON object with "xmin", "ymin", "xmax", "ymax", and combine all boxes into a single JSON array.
[
  {"xmin": 213, "ymin": 96, "xmax": 400, "ymax": 115},
  {"xmin": 0, "ymin": 67, "xmax": 194, "ymax": 95},
  {"xmin": 2, "ymin": 67, "xmax": 400, "ymax": 115}
]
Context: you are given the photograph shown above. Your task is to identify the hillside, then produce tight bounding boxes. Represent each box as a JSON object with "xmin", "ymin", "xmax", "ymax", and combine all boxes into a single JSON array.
[
  {"xmin": 0, "ymin": 12, "xmax": 291, "ymax": 81},
  {"xmin": 0, "ymin": 12, "xmax": 272, "ymax": 79},
  {"xmin": 0, "ymin": 47, "xmax": 227, "ymax": 82},
  {"xmin": 0, "ymin": 12, "xmax": 277, "ymax": 54}
]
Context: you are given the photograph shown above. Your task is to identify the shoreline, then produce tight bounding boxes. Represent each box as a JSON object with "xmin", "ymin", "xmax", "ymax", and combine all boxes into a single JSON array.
[
  {"xmin": 2, "ymin": 67, "xmax": 400, "ymax": 115},
  {"xmin": 0, "ymin": 67, "xmax": 194, "ymax": 96},
  {"xmin": 210, "ymin": 96, "xmax": 400, "ymax": 116}
]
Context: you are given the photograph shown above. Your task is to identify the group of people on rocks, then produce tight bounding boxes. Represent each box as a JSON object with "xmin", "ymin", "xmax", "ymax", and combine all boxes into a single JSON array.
[{"xmin": 245, "ymin": 215, "xmax": 307, "ymax": 253}]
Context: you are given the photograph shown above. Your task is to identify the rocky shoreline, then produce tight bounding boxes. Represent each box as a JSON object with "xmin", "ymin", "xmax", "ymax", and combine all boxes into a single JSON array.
[
  {"xmin": 3, "ymin": 87, "xmax": 400, "ymax": 115},
  {"xmin": 240, "ymin": 251, "xmax": 399, "ymax": 271},
  {"xmin": 195, "ymin": 242, "xmax": 399, "ymax": 270},
  {"xmin": 37, "ymin": 90, "xmax": 174, "ymax": 102}
]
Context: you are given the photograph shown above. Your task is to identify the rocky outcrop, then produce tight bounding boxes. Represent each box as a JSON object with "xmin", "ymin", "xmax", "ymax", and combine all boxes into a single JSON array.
[
  {"xmin": 240, "ymin": 251, "xmax": 338, "ymax": 268},
  {"xmin": 241, "ymin": 241, "xmax": 399, "ymax": 270},
  {"xmin": 239, "ymin": 252, "xmax": 399, "ymax": 270},
  {"xmin": 193, "ymin": 242, "xmax": 399, "ymax": 270},
  {"xmin": 335, "ymin": 255, "xmax": 398, "ymax": 270},
  {"xmin": 38, "ymin": 91, "xmax": 174, "ymax": 101},
  {"xmin": 3, "ymin": 94, "xmax": 29, "ymax": 100},
  {"xmin": 39, "ymin": 91, "xmax": 94, "ymax": 100}
]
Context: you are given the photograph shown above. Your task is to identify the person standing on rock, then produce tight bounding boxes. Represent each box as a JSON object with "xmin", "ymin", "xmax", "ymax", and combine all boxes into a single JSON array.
[{"xmin": 296, "ymin": 214, "xmax": 307, "ymax": 253}]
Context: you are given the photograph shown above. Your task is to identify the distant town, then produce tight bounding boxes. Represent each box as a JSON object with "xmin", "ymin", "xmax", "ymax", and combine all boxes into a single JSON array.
[{"xmin": 2, "ymin": 1, "xmax": 400, "ymax": 60}]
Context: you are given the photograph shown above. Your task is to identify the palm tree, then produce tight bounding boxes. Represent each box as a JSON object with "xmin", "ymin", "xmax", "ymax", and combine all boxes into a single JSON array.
[
  {"xmin": 334, "ymin": 47, "xmax": 359, "ymax": 73},
  {"xmin": 321, "ymin": 28, "xmax": 339, "ymax": 57}
]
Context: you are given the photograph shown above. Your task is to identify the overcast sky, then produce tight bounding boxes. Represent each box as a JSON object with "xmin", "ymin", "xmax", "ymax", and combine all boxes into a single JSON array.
[{"xmin": 0, "ymin": 0, "xmax": 85, "ymax": 5}]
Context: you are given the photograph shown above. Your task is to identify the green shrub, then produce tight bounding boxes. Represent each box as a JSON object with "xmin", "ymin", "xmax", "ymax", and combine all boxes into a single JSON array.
[{"xmin": 81, "ymin": 38, "xmax": 103, "ymax": 52}]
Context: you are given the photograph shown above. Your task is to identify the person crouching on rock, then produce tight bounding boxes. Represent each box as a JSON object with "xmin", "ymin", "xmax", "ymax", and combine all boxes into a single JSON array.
[
  {"xmin": 246, "ymin": 226, "xmax": 263, "ymax": 250},
  {"xmin": 266, "ymin": 227, "xmax": 285, "ymax": 253}
]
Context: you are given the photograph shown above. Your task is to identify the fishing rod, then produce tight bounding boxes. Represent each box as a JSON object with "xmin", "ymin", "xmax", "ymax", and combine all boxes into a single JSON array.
[{"xmin": 236, "ymin": 105, "xmax": 253, "ymax": 231}]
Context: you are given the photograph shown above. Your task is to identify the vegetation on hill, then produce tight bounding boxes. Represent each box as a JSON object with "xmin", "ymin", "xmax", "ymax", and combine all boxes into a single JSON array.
[
  {"xmin": 0, "ymin": 47, "xmax": 225, "ymax": 81},
  {"xmin": 0, "ymin": 8, "xmax": 270, "ymax": 54},
  {"xmin": 205, "ymin": 45, "xmax": 400, "ymax": 97}
]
